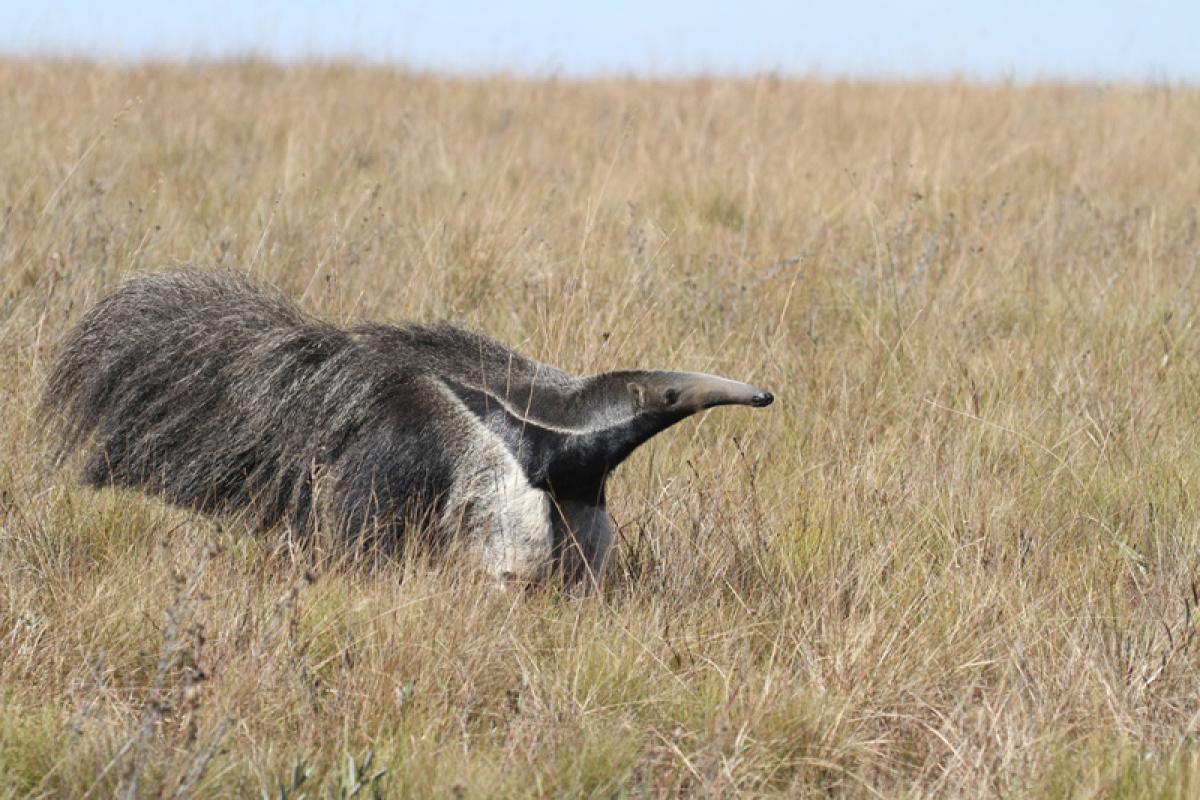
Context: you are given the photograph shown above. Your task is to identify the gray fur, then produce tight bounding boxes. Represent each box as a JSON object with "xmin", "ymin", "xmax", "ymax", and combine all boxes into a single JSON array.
[{"xmin": 41, "ymin": 268, "xmax": 773, "ymax": 582}]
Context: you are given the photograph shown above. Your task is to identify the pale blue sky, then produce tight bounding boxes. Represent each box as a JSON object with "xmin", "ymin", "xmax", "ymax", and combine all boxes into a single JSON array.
[{"xmin": 3, "ymin": 1, "xmax": 1197, "ymax": 82}]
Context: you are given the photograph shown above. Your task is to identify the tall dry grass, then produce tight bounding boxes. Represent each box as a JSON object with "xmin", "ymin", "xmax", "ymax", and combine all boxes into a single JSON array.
[{"xmin": 2, "ymin": 60, "xmax": 1200, "ymax": 797}]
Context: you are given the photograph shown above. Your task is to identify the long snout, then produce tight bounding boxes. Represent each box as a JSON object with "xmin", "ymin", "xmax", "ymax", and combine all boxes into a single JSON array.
[{"xmin": 681, "ymin": 373, "xmax": 775, "ymax": 409}]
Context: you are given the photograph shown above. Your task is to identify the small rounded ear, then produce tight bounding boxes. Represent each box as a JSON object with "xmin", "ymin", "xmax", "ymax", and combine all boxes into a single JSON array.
[{"xmin": 627, "ymin": 381, "xmax": 646, "ymax": 410}]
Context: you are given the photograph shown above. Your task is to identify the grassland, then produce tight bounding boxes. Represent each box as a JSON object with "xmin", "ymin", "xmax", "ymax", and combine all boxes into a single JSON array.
[{"xmin": 2, "ymin": 60, "xmax": 1200, "ymax": 797}]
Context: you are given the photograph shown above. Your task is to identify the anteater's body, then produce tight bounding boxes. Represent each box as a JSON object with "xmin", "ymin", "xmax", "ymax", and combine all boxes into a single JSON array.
[{"xmin": 42, "ymin": 269, "xmax": 773, "ymax": 582}]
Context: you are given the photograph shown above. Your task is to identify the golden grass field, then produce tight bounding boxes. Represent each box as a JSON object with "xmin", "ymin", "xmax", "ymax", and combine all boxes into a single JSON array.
[{"xmin": 2, "ymin": 60, "xmax": 1200, "ymax": 797}]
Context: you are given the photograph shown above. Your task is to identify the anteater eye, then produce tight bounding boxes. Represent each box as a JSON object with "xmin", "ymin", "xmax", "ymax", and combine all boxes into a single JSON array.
[{"xmin": 663, "ymin": 388, "xmax": 680, "ymax": 405}]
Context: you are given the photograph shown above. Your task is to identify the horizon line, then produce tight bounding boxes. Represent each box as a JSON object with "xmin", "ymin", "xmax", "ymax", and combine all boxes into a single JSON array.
[{"xmin": 2, "ymin": 50, "xmax": 1195, "ymax": 90}]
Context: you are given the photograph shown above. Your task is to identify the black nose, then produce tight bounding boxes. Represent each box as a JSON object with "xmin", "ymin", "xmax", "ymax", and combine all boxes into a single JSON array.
[{"xmin": 751, "ymin": 391, "xmax": 774, "ymax": 407}]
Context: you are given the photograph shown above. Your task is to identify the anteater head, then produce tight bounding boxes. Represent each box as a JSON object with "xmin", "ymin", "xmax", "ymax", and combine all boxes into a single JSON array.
[
  {"xmin": 625, "ymin": 371, "xmax": 775, "ymax": 416},
  {"xmin": 541, "ymin": 370, "xmax": 775, "ymax": 498}
]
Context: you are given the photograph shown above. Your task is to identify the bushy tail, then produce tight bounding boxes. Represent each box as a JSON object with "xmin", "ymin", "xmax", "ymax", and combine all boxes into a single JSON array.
[{"xmin": 40, "ymin": 268, "xmax": 345, "ymax": 525}]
